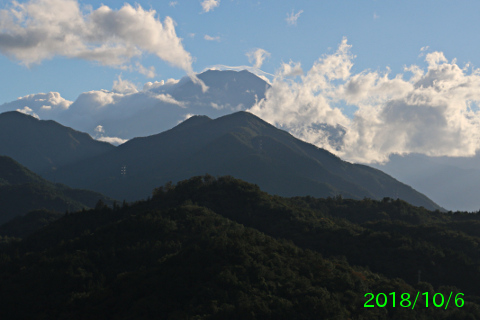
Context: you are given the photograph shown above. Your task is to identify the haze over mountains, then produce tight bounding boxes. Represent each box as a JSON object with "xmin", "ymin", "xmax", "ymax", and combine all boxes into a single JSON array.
[{"xmin": 371, "ymin": 154, "xmax": 480, "ymax": 212}]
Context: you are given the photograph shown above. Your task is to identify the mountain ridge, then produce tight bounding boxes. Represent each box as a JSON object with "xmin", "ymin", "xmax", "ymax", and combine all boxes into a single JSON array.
[
  {"xmin": 0, "ymin": 155, "xmax": 113, "ymax": 225},
  {"xmin": 0, "ymin": 111, "xmax": 114, "ymax": 175},
  {"xmin": 50, "ymin": 111, "xmax": 442, "ymax": 210}
]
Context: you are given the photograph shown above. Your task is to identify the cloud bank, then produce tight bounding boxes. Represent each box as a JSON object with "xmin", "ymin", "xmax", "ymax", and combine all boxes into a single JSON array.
[
  {"xmin": 0, "ymin": 0, "xmax": 198, "ymax": 79},
  {"xmin": 249, "ymin": 37, "xmax": 480, "ymax": 163}
]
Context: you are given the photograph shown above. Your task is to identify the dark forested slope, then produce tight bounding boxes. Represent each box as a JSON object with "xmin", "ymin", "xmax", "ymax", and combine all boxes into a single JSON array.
[
  {"xmin": 0, "ymin": 156, "xmax": 113, "ymax": 225},
  {"xmin": 0, "ymin": 176, "xmax": 478, "ymax": 319}
]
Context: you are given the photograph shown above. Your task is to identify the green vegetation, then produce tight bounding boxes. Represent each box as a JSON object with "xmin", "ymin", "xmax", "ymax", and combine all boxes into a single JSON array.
[{"xmin": 0, "ymin": 175, "xmax": 479, "ymax": 318}]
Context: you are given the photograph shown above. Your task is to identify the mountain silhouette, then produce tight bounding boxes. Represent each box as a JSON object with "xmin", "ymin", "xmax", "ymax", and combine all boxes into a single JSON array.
[
  {"xmin": 51, "ymin": 111, "xmax": 442, "ymax": 210},
  {"xmin": 0, "ymin": 111, "xmax": 115, "ymax": 175}
]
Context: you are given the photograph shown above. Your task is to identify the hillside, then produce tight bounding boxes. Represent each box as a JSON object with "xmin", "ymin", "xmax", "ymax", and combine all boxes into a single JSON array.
[
  {"xmin": 0, "ymin": 156, "xmax": 113, "ymax": 225},
  {"xmin": 52, "ymin": 111, "xmax": 442, "ymax": 210},
  {"xmin": 0, "ymin": 111, "xmax": 114, "ymax": 175},
  {"xmin": 0, "ymin": 176, "xmax": 477, "ymax": 319}
]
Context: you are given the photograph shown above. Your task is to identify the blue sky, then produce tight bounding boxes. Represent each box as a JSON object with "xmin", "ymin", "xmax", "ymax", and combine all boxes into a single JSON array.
[{"xmin": 1, "ymin": 0, "xmax": 479, "ymax": 103}]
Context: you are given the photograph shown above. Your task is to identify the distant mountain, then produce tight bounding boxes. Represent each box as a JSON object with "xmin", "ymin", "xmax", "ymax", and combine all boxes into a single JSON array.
[
  {"xmin": 95, "ymin": 69, "xmax": 270, "ymax": 139},
  {"xmin": 0, "ymin": 156, "xmax": 113, "ymax": 225},
  {"xmin": 170, "ymin": 69, "xmax": 269, "ymax": 108},
  {"xmin": 0, "ymin": 111, "xmax": 114, "ymax": 174},
  {"xmin": 370, "ymin": 153, "xmax": 480, "ymax": 212},
  {"xmin": 52, "ymin": 111, "xmax": 442, "ymax": 210}
]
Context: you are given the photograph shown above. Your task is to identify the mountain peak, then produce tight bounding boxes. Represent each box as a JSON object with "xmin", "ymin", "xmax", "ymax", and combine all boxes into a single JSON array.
[
  {"xmin": 180, "ymin": 115, "xmax": 212, "ymax": 127},
  {"xmin": 1, "ymin": 110, "xmax": 37, "ymax": 121},
  {"xmin": 0, "ymin": 111, "xmax": 115, "ymax": 175}
]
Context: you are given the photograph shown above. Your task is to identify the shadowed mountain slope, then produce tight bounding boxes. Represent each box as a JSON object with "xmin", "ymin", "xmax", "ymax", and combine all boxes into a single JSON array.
[
  {"xmin": 52, "ymin": 111, "xmax": 441, "ymax": 210},
  {"xmin": 0, "ymin": 156, "xmax": 113, "ymax": 225},
  {"xmin": 0, "ymin": 111, "xmax": 114, "ymax": 174}
]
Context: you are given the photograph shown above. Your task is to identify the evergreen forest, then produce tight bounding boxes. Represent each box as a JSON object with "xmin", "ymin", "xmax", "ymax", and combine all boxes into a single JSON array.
[{"xmin": 1, "ymin": 175, "xmax": 480, "ymax": 319}]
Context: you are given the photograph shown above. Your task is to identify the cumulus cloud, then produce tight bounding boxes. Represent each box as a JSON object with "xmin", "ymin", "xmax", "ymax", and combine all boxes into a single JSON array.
[
  {"xmin": 201, "ymin": 0, "xmax": 219, "ymax": 13},
  {"xmin": 249, "ymin": 39, "xmax": 351, "ymax": 149},
  {"xmin": 1, "ymin": 92, "xmax": 73, "ymax": 119},
  {"xmin": 279, "ymin": 61, "xmax": 303, "ymax": 77},
  {"xmin": 246, "ymin": 48, "xmax": 270, "ymax": 68},
  {"xmin": 112, "ymin": 76, "xmax": 138, "ymax": 94},
  {"xmin": 169, "ymin": 1, "xmax": 178, "ymax": 7},
  {"xmin": 16, "ymin": 106, "xmax": 39, "ymax": 119},
  {"xmin": 249, "ymin": 38, "xmax": 480, "ymax": 164},
  {"xmin": 0, "ymin": 0, "xmax": 205, "ymax": 88},
  {"xmin": 286, "ymin": 9, "xmax": 303, "ymax": 26}
]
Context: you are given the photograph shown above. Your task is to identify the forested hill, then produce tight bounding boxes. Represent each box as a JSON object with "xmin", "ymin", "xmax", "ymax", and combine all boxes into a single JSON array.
[
  {"xmin": 0, "ymin": 175, "xmax": 479, "ymax": 319},
  {"xmin": 0, "ymin": 156, "xmax": 113, "ymax": 225}
]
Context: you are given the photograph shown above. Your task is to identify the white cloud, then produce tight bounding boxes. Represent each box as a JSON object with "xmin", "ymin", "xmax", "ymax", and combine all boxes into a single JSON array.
[
  {"xmin": 373, "ymin": 12, "xmax": 379, "ymax": 20},
  {"xmin": 135, "ymin": 62, "xmax": 156, "ymax": 78},
  {"xmin": 143, "ymin": 78, "xmax": 180, "ymax": 91},
  {"xmin": 93, "ymin": 123, "xmax": 126, "ymax": 145},
  {"xmin": 0, "ymin": 0, "xmax": 201, "ymax": 84},
  {"xmin": 246, "ymin": 48, "xmax": 270, "ymax": 68},
  {"xmin": 112, "ymin": 76, "xmax": 138, "ymax": 94},
  {"xmin": 204, "ymin": 35, "xmax": 220, "ymax": 41},
  {"xmin": 16, "ymin": 106, "xmax": 39, "ymax": 119},
  {"xmin": 152, "ymin": 93, "xmax": 186, "ymax": 107},
  {"xmin": 169, "ymin": 1, "xmax": 178, "ymax": 7},
  {"xmin": 1, "ymin": 92, "xmax": 73, "ymax": 119},
  {"xmin": 201, "ymin": 0, "xmax": 219, "ymax": 13},
  {"xmin": 248, "ymin": 38, "xmax": 480, "ymax": 164},
  {"xmin": 286, "ymin": 9, "xmax": 303, "ymax": 26},
  {"xmin": 421, "ymin": 46, "xmax": 429, "ymax": 52},
  {"xmin": 94, "ymin": 125, "xmax": 105, "ymax": 134},
  {"xmin": 279, "ymin": 61, "xmax": 303, "ymax": 77},
  {"xmin": 97, "ymin": 136, "xmax": 127, "ymax": 145}
]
